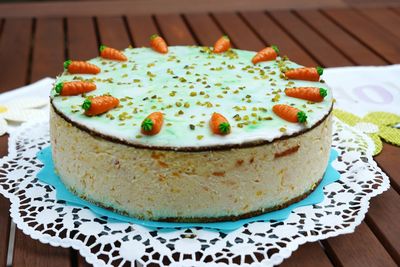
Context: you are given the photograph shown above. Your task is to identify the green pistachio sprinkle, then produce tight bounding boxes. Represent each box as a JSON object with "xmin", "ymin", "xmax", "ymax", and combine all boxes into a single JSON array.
[
  {"xmin": 141, "ymin": 118, "xmax": 154, "ymax": 131},
  {"xmin": 189, "ymin": 124, "xmax": 195, "ymax": 130},
  {"xmin": 82, "ymin": 99, "xmax": 92, "ymax": 110}
]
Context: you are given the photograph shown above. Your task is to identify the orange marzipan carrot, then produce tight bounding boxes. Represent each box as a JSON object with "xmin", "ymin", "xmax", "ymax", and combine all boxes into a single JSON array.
[
  {"xmin": 284, "ymin": 87, "xmax": 327, "ymax": 102},
  {"xmin": 252, "ymin": 45, "xmax": 279, "ymax": 64},
  {"xmin": 100, "ymin": 45, "xmax": 127, "ymax": 61},
  {"xmin": 284, "ymin": 66, "xmax": 323, "ymax": 81},
  {"xmin": 209, "ymin": 112, "xmax": 231, "ymax": 135},
  {"xmin": 82, "ymin": 95, "xmax": 119, "ymax": 116},
  {"xmin": 64, "ymin": 60, "xmax": 101, "ymax": 74},
  {"xmin": 213, "ymin": 35, "xmax": 231, "ymax": 53},
  {"xmin": 141, "ymin": 111, "xmax": 164, "ymax": 135},
  {"xmin": 272, "ymin": 104, "xmax": 307, "ymax": 123},
  {"xmin": 55, "ymin": 81, "xmax": 96, "ymax": 96},
  {"xmin": 150, "ymin": 34, "xmax": 168, "ymax": 54}
]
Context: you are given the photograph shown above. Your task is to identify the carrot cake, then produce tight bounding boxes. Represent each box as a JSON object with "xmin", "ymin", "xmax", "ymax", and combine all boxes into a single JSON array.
[{"xmin": 50, "ymin": 37, "xmax": 333, "ymax": 222}]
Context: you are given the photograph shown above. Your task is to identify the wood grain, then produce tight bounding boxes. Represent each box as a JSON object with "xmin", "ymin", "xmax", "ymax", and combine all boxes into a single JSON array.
[
  {"xmin": 269, "ymin": 10, "xmax": 352, "ymax": 67},
  {"xmin": 280, "ymin": 242, "xmax": 333, "ymax": 267},
  {"xmin": 295, "ymin": 9, "xmax": 387, "ymax": 65},
  {"xmin": 12, "ymin": 16, "xmax": 72, "ymax": 267},
  {"xmin": 0, "ymin": 0, "xmax": 347, "ymax": 18},
  {"xmin": 0, "ymin": 18, "xmax": 32, "ymax": 267},
  {"xmin": 97, "ymin": 16, "xmax": 131, "ymax": 50},
  {"xmin": 366, "ymin": 188, "xmax": 400, "ymax": 264},
  {"xmin": 126, "ymin": 15, "xmax": 158, "ymax": 47},
  {"xmin": 323, "ymin": 222, "xmax": 397, "ymax": 267},
  {"xmin": 67, "ymin": 17, "xmax": 98, "ymax": 60},
  {"xmin": 357, "ymin": 7, "xmax": 400, "ymax": 40},
  {"xmin": 323, "ymin": 8, "xmax": 400, "ymax": 63},
  {"xmin": 240, "ymin": 11, "xmax": 317, "ymax": 66},
  {"xmin": 212, "ymin": 12, "xmax": 264, "ymax": 51},
  {"xmin": 31, "ymin": 18, "xmax": 64, "ymax": 82},
  {"xmin": 375, "ymin": 143, "xmax": 400, "ymax": 192},
  {"xmin": 0, "ymin": 18, "xmax": 32, "ymax": 92},
  {"xmin": 155, "ymin": 14, "xmax": 196, "ymax": 45},
  {"xmin": 184, "ymin": 13, "xmax": 223, "ymax": 47}
]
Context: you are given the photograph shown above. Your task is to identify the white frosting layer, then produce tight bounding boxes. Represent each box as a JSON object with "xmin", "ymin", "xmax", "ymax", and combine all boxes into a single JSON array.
[{"xmin": 51, "ymin": 46, "xmax": 332, "ymax": 149}]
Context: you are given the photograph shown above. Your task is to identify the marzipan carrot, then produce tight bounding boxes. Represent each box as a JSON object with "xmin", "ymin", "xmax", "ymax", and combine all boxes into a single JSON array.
[
  {"xmin": 285, "ymin": 87, "xmax": 327, "ymax": 102},
  {"xmin": 64, "ymin": 60, "xmax": 101, "ymax": 74},
  {"xmin": 55, "ymin": 81, "xmax": 96, "ymax": 96},
  {"xmin": 150, "ymin": 34, "xmax": 168, "ymax": 54},
  {"xmin": 100, "ymin": 45, "xmax": 127, "ymax": 61},
  {"xmin": 284, "ymin": 66, "xmax": 323, "ymax": 81},
  {"xmin": 272, "ymin": 104, "xmax": 307, "ymax": 123},
  {"xmin": 141, "ymin": 112, "xmax": 164, "ymax": 135},
  {"xmin": 82, "ymin": 95, "xmax": 119, "ymax": 116},
  {"xmin": 209, "ymin": 112, "xmax": 231, "ymax": 135},
  {"xmin": 252, "ymin": 45, "xmax": 279, "ymax": 64},
  {"xmin": 213, "ymin": 35, "xmax": 231, "ymax": 53}
]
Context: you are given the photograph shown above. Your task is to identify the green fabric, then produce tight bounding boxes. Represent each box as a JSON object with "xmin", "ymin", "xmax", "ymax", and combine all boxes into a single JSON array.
[{"xmin": 334, "ymin": 109, "xmax": 400, "ymax": 156}]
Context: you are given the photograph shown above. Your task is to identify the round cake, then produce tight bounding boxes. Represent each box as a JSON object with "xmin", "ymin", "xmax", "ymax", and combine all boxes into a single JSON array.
[{"xmin": 50, "ymin": 42, "xmax": 333, "ymax": 222}]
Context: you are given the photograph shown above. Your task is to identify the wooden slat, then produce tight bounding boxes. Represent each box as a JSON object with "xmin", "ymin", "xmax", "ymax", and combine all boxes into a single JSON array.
[
  {"xmin": 0, "ymin": 193, "xmax": 10, "ymax": 267},
  {"xmin": 322, "ymin": 222, "xmax": 397, "ymax": 266},
  {"xmin": 358, "ymin": 7, "xmax": 400, "ymax": 40},
  {"xmin": 295, "ymin": 9, "xmax": 387, "ymax": 65},
  {"xmin": 97, "ymin": 16, "xmax": 131, "ymax": 49},
  {"xmin": 78, "ymin": 254, "xmax": 91, "ymax": 267},
  {"xmin": 13, "ymin": 236, "xmax": 72, "ymax": 267},
  {"xmin": 31, "ymin": 18, "xmax": 64, "ymax": 81},
  {"xmin": 269, "ymin": 10, "xmax": 352, "ymax": 67},
  {"xmin": 212, "ymin": 13, "xmax": 265, "ymax": 51},
  {"xmin": 240, "ymin": 11, "xmax": 317, "ymax": 66},
  {"xmin": 12, "ymin": 17, "xmax": 72, "ymax": 267},
  {"xmin": 280, "ymin": 242, "xmax": 333, "ymax": 267},
  {"xmin": 126, "ymin": 15, "xmax": 158, "ymax": 47},
  {"xmin": 184, "ymin": 13, "xmax": 223, "ymax": 47},
  {"xmin": 67, "ymin": 17, "xmax": 98, "ymax": 60},
  {"xmin": 323, "ymin": 8, "xmax": 400, "ymax": 63},
  {"xmin": 0, "ymin": 18, "xmax": 32, "ymax": 92},
  {"xmin": 375, "ymin": 143, "xmax": 400, "ymax": 192},
  {"xmin": 365, "ymin": 188, "xmax": 400, "ymax": 264},
  {"xmin": 155, "ymin": 14, "xmax": 196, "ymax": 45}
]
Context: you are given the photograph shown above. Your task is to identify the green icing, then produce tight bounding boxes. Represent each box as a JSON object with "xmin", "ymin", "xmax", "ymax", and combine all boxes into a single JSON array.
[{"xmin": 51, "ymin": 46, "xmax": 333, "ymax": 148}]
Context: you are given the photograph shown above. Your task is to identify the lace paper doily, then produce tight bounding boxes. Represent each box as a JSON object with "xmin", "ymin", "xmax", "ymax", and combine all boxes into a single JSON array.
[{"xmin": 0, "ymin": 118, "xmax": 390, "ymax": 266}]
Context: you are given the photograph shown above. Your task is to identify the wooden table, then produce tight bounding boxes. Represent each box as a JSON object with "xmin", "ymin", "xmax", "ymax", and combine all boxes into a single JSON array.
[{"xmin": 1, "ymin": 1, "xmax": 400, "ymax": 266}]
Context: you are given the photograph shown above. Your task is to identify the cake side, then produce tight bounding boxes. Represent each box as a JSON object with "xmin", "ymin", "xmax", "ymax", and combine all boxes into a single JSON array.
[{"xmin": 50, "ymin": 107, "xmax": 332, "ymax": 222}]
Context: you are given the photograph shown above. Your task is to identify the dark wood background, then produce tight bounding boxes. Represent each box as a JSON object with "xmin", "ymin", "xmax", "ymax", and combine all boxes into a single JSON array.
[{"xmin": 0, "ymin": 0, "xmax": 400, "ymax": 266}]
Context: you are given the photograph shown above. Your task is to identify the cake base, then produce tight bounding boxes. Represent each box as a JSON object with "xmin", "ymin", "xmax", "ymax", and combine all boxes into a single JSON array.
[
  {"xmin": 68, "ymin": 177, "xmax": 323, "ymax": 223},
  {"xmin": 50, "ymin": 107, "xmax": 332, "ymax": 222}
]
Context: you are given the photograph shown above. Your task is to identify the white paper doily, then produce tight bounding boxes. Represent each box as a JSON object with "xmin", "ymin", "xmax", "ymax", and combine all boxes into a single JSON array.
[{"xmin": 0, "ymin": 118, "xmax": 390, "ymax": 267}]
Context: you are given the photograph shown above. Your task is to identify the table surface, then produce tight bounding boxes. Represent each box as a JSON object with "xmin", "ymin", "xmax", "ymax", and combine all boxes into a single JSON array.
[{"xmin": 1, "ymin": 1, "xmax": 400, "ymax": 266}]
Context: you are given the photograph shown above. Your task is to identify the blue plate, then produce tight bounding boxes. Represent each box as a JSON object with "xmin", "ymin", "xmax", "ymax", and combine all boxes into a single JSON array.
[{"xmin": 37, "ymin": 146, "xmax": 339, "ymax": 231}]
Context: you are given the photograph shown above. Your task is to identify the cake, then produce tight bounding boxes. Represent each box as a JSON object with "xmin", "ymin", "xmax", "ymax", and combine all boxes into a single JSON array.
[{"xmin": 50, "ymin": 37, "xmax": 333, "ymax": 222}]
